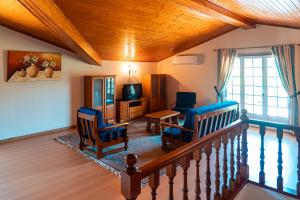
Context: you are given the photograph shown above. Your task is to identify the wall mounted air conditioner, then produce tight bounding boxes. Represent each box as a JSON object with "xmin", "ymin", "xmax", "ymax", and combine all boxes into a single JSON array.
[{"xmin": 172, "ymin": 54, "xmax": 200, "ymax": 65}]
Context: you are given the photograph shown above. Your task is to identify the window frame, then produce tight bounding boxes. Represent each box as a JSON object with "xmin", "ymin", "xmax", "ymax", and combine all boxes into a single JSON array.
[{"xmin": 225, "ymin": 53, "xmax": 289, "ymax": 123}]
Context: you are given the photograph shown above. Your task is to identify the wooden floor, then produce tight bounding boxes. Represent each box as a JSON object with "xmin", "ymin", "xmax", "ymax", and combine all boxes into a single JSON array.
[{"xmin": 0, "ymin": 122, "xmax": 297, "ymax": 200}]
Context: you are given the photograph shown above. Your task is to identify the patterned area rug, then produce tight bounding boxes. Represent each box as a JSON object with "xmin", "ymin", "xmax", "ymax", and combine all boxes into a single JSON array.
[{"xmin": 55, "ymin": 118, "xmax": 171, "ymax": 180}]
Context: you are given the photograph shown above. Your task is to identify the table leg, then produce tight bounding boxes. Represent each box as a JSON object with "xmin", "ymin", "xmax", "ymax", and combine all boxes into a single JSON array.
[
  {"xmin": 146, "ymin": 119, "xmax": 152, "ymax": 134},
  {"xmin": 155, "ymin": 120, "xmax": 161, "ymax": 135}
]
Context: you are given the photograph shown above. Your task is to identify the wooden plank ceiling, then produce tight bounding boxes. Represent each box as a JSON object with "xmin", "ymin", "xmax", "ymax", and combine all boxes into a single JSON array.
[
  {"xmin": 209, "ymin": 0, "xmax": 300, "ymax": 29},
  {"xmin": 0, "ymin": 0, "xmax": 299, "ymax": 63}
]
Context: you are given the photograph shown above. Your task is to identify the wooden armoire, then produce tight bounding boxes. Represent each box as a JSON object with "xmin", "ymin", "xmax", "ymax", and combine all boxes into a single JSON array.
[
  {"xmin": 84, "ymin": 75, "xmax": 116, "ymax": 122},
  {"xmin": 142, "ymin": 74, "xmax": 166, "ymax": 113}
]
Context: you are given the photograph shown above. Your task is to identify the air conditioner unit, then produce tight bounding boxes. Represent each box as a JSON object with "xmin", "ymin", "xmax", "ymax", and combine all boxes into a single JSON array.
[{"xmin": 172, "ymin": 54, "xmax": 200, "ymax": 65}]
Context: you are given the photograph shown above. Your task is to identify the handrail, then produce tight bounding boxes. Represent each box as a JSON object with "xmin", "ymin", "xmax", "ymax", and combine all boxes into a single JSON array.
[
  {"xmin": 139, "ymin": 120, "xmax": 242, "ymax": 178},
  {"xmin": 248, "ymin": 118, "xmax": 300, "ymax": 132}
]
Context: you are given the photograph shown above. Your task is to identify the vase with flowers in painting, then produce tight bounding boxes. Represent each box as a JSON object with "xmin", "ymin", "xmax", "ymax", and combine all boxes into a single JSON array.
[
  {"xmin": 23, "ymin": 55, "xmax": 39, "ymax": 78},
  {"xmin": 42, "ymin": 59, "xmax": 57, "ymax": 78}
]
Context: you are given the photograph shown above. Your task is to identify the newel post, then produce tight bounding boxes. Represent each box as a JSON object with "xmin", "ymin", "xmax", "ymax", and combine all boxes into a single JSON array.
[
  {"xmin": 121, "ymin": 154, "xmax": 141, "ymax": 200},
  {"xmin": 240, "ymin": 109, "xmax": 249, "ymax": 180}
]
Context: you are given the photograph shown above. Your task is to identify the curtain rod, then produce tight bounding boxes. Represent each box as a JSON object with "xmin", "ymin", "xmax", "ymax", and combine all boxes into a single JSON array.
[{"xmin": 213, "ymin": 44, "xmax": 300, "ymax": 51}]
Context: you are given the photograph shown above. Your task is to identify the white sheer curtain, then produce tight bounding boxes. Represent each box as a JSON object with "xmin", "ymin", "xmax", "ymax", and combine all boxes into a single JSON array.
[{"xmin": 216, "ymin": 48, "xmax": 237, "ymax": 102}]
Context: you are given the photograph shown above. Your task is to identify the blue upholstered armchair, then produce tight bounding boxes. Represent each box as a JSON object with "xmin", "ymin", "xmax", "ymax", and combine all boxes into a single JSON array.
[
  {"xmin": 171, "ymin": 92, "xmax": 197, "ymax": 114},
  {"xmin": 77, "ymin": 107, "xmax": 129, "ymax": 158}
]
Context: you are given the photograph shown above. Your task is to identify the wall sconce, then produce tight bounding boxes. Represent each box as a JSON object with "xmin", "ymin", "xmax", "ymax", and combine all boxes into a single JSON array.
[{"xmin": 128, "ymin": 64, "xmax": 137, "ymax": 77}]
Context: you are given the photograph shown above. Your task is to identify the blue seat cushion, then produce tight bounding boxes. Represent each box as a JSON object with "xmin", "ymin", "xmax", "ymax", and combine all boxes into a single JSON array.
[
  {"xmin": 163, "ymin": 127, "xmax": 193, "ymax": 143},
  {"xmin": 98, "ymin": 124, "xmax": 126, "ymax": 142}
]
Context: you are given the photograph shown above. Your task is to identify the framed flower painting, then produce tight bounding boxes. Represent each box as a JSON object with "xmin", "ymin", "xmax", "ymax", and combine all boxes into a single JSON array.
[{"xmin": 7, "ymin": 51, "xmax": 61, "ymax": 82}]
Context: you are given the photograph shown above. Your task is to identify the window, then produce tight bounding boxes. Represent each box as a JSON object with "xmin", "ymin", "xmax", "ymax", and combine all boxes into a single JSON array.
[{"xmin": 225, "ymin": 54, "xmax": 289, "ymax": 123}]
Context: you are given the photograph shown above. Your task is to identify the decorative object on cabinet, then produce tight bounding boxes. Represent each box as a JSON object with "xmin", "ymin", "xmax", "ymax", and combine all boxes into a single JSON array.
[
  {"xmin": 142, "ymin": 74, "xmax": 166, "ymax": 113},
  {"xmin": 77, "ymin": 107, "xmax": 129, "ymax": 159},
  {"xmin": 116, "ymin": 98, "xmax": 147, "ymax": 122},
  {"xmin": 84, "ymin": 75, "xmax": 116, "ymax": 122},
  {"xmin": 7, "ymin": 50, "xmax": 61, "ymax": 82}
]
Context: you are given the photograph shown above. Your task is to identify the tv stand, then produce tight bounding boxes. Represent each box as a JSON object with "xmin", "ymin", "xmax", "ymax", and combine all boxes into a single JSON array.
[{"xmin": 116, "ymin": 98, "xmax": 147, "ymax": 122}]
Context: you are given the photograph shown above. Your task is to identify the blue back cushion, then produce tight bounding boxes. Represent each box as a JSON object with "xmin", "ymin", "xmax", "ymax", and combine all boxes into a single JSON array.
[
  {"xmin": 78, "ymin": 107, "xmax": 105, "ymax": 128},
  {"xmin": 176, "ymin": 92, "xmax": 196, "ymax": 108}
]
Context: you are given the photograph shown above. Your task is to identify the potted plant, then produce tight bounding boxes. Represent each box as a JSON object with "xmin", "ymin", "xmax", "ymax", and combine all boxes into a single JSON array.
[
  {"xmin": 23, "ymin": 55, "xmax": 39, "ymax": 78},
  {"xmin": 42, "ymin": 59, "xmax": 56, "ymax": 78}
]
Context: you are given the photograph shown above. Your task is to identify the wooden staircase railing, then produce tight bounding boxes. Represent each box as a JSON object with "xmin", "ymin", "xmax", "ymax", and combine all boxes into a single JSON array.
[
  {"xmin": 121, "ymin": 112, "xmax": 249, "ymax": 200},
  {"xmin": 121, "ymin": 109, "xmax": 300, "ymax": 199},
  {"xmin": 245, "ymin": 112, "xmax": 300, "ymax": 198}
]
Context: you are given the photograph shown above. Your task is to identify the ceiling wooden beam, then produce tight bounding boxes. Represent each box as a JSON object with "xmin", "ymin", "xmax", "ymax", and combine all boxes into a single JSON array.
[
  {"xmin": 18, "ymin": 0, "xmax": 102, "ymax": 65},
  {"xmin": 173, "ymin": 0, "xmax": 255, "ymax": 29}
]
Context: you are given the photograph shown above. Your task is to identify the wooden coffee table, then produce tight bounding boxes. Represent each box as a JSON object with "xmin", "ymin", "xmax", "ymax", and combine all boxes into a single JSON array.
[{"xmin": 145, "ymin": 110, "xmax": 180, "ymax": 135}]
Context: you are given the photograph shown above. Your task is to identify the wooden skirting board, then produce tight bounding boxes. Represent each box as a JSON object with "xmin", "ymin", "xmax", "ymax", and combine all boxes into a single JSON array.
[{"xmin": 0, "ymin": 125, "xmax": 76, "ymax": 144}]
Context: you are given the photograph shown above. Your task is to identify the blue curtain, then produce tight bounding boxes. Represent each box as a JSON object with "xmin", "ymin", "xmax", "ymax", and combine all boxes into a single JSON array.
[
  {"xmin": 271, "ymin": 45, "xmax": 298, "ymax": 126},
  {"xmin": 216, "ymin": 48, "xmax": 237, "ymax": 102}
]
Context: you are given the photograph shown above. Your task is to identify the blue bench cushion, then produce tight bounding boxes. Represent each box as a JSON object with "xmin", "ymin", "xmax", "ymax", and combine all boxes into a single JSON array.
[{"xmin": 163, "ymin": 127, "xmax": 193, "ymax": 143}]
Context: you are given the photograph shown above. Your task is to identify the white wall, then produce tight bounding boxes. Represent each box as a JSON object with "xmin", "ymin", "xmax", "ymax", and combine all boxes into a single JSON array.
[
  {"xmin": 0, "ymin": 26, "xmax": 157, "ymax": 140},
  {"xmin": 158, "ymin": 25, "xmax": 300, "ymax": 107}
]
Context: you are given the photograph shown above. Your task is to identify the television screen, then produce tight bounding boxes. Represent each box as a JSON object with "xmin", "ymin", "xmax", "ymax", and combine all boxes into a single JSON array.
[{"xmin": 122, "ymin": 83, "xmax": 142, "ymax": 100}]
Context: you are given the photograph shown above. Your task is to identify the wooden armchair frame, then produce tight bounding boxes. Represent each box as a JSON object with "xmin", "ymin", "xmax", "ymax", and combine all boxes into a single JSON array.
[{"xmin": 77, "ymin": 112, "xmax": 129, "ymax": 158}]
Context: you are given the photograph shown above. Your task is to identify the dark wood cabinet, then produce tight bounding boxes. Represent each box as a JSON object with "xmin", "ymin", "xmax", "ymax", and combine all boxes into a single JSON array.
[
  {"xmin": 142, "ymin": 74, "xmax": 166, "ymax": 113},
  {"xmin": 84, "ymin": 75, "xmax": 116, "ymax": 122}
]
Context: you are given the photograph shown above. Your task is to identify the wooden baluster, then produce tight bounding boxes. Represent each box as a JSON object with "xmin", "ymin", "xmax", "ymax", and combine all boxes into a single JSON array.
[
  {"xmin": 149, "ymin": 171, "xmax": 160, "ymax": 200},
  {"xmin": 121, "ymin": 154, "xmax": 141, "ymax": 200},
  {"xmin": 194, "ymin": 149, "xmax": 202, "ymax": 200},
  {"xmin": 166, "ymin": 163, "xmax": 176, "ymax": 200},
  {"xmin": 277, "ymin": 128, "xmax": 283, "ymax": 192},
  {"xmin": 180, "ymin": 156, "xmax": 190, "ymax": 200},
  {"xmin": 214, "ymin": 138, "xmax": 221, "ymax": 200},
  {"xmin": 240, "ymin": 109, "xmax": 249, "ymax": 180},
  {"xmin": 235, "ymin": 126, "xmax": 242, "ymax": 185},
  {"xmin": 205, "ymin": 144, "xmax": 212, "ymax": 200},
  {"xmin": 296, "ymin": 130, "xmax": 300, "ymax": 198},
  {"xmin": 229, "ymin": 131, "xmax": 236, "ymax": 192},
  {"xmin": 222, "ymin": 133, "xmax": 229, "ymax": 198},
  {"xmin": 259, "ymin": 126, "xmax": 266, "ymax": 185}
]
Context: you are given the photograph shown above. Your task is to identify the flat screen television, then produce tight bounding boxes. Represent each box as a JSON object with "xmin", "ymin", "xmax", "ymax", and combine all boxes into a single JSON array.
[{"xmin": 122, "ymin": 83, "xmax": 142, "ymax": 100}]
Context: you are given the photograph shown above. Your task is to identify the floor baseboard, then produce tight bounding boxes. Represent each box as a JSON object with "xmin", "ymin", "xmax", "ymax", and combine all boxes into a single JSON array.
[{"xmin": 0, "ymin": 125, "xmax": 76, "ymax": 144}]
